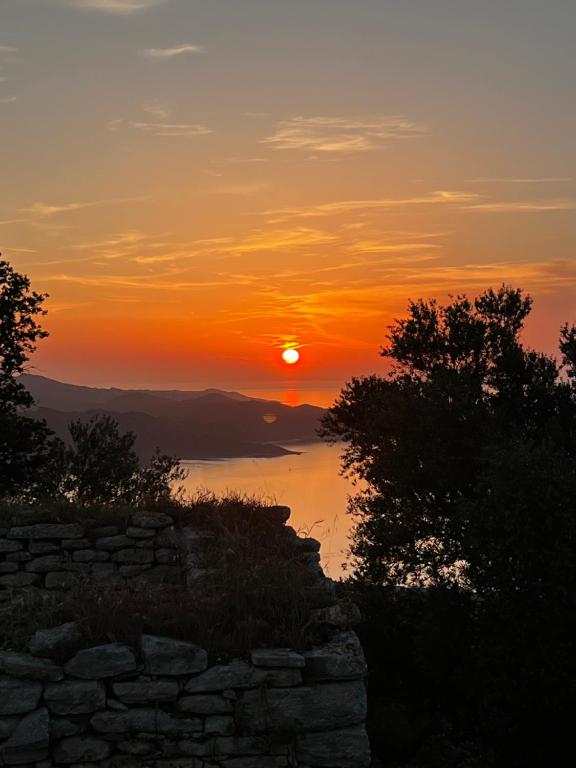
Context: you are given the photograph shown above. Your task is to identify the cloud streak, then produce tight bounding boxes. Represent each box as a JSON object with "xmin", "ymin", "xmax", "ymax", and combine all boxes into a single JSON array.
[
  {"xmin": 69, "ymin": 0, "xmax": 166, "ymax": 15},
  {"xmin": 264, "ymin": 115, "xmax": 426, "ymax": 153},
  {"xmin": 139, "ymin": 44, "xmax": 203, "ymax": 59}
]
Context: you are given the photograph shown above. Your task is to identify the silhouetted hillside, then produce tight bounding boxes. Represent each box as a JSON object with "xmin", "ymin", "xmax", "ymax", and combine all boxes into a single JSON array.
[{"xmin": 21, "ymin": 375, "xmax": 325, "ymax": 460}]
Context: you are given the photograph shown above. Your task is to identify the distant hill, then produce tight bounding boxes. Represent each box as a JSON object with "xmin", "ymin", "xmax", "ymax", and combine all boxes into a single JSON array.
[{"xmin": 20, "ymin": 375, "xmax": 325, "ymax": 460}]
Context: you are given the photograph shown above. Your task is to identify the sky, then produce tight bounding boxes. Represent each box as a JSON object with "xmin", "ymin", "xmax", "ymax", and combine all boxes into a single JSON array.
[{"xmin": 1, "ymin": 0, "xmax": 575, "ymax": 405}]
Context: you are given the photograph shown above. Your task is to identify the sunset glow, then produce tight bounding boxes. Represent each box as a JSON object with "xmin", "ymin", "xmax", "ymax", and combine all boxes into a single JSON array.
[{"xmin": 282, "ymin": 348, "xmax": 300, "ymax": 366}]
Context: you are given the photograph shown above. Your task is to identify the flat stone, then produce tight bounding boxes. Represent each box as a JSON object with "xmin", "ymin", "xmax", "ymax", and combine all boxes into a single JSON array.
[
  {"xmin": 207, "ymin": 737, "xmax": 267, "ymax": 758},
  {"xmin": 90, "ymin": 709, "xmax": 202, "ymax": 736},
  {"xmin": 25, "ymin": 556, "xmax": 67, "ymax": 573},
  {"xmin": 0, "ymin": 562, "xmax": 18, "ymax": 574},
  {"xmin": 5, "ymin": 552, "xmax": 32, "ymax": 562},
  {"xmin": 65, "ymin": 644, "xmax": 137, "ymax": 679},
  {"xmin": 0, "ymin": 573, "xmax": 40, "ymax": 588},
  {"xmin": 95, "ymin": 535, "xmax": 135, "ymax": 552},
  {"xmin": 261, "ymin": 668, "xmax": 302, "ymax": 687},
  {"xmin": 125, "ymin": 527, "xmax": 155, "ymax": 539},
  {"xmin": 303, "ymin": 632, "xmax": 367, "ymax": 681},
  {"xmin": 54, "ymin": 736, "xmax": 111, "ymax": 764},
  {"xmin": 0, "ymin": 652, "xmax": 63, "ymax": 681},
  {"xmin": 296, "ymin": 725, "xmax": 371, "ymax": 768},
  {"xmin": 0, "ymin": 540, "xmax": 22, "ymax": 552},
  {"xmin": 90, "ymin": 526, "xmax": 119, "ymax": 538},
  {"xmin": 184, "ymin": 660, "xmax": 264, "ymax": 693},
  {"xmin": 111, "ymin": 549, "xmax": 154, "ymax": 564},
  {"xmin": 250, "ymin": 649, "xmax": 305, "ymax": 668},
  {"xmin": 141, "ymin": 635, "xmax": 207, "ymax": 676},
  {"xmin": 204, "ymin": 715, "xmax": 235, "ymax": 736},
  {"xmin": 0, "ymin": 717, "xmax": 19, "ymax": 739},
  {"xmin": 44, "ymin": 572, "xmax": 78, "ymax": 590},
  {"xmin": 236, "ymin": 680, "xmax": 367, "ymax": 733},
  {"xmin": 112, "ymin": 680, "xmax": 179, "ymax": 704},
  {"xmin": 61, "ymin": 538, "xmax": 91, "ymax": 551},
  {"xmin": 51, "ymin": 719, "xmax": 81, "ymax": 739},
  {"xmin": 177, "ymin": 694, "xmax": 233, "ymax": 715},
  {"xmin": 8, "ymin": 524, "xmax": 84, "ymax": 540},
  {"xmin": 130, "ymin": 511, "xmax": 173, "ymax": 529},
  {"xmin": 0, "ymin": 677, "xmax": 42, "ymax": 715},
  {"xmin": 28, "ymin": 542, "xmax": 60, "ymax": 554},
  {"xmin": 116, "ymin": 740, "xmax": 156, "ymax": 756},
  {"xmin": 1, "ymin": 707, "xmax": 50, "ymax": 765},
  {"xmin": 44, "ymin": 680, "xmax": 106, "ymax": 715},
  {"xmin": 73, "ymin": 550, "xmax": 109, "ymax": 563}
]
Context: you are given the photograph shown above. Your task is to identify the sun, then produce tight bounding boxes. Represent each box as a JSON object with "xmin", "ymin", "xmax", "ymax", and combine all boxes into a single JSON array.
[{"xmin": 282, "ymin": 348, "xmax": 300, "ymax": 365}]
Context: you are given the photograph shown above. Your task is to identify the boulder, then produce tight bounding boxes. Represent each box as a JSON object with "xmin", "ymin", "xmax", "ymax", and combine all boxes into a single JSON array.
[
  {"xmin": 141, "ymin": 635, "xmax": 207, "ymax": 676},
  {"xmin": 177, "ymin": 694, "xmax": 233, "ymax": 715},
  {"xmin": 185, "ymin": 660, "xmax": 264, "ymax": 693},
  {"xmin": 27, "ymin": 622, "xmax": 82, "ymax": 659},
  {"xmin": 90, "ymin": 709, "xmax": 202, "ymax": 736},
  {"xmin": 0, "ymin": 677, "xmax": 42, "ymax": 715},
  {"xmin": 0, "ymin": 651, "xmax": 63, "ymax": 681},
  {"xmin": 0, "ymin": 707, "xmax": 50, "ymax": 765},
  {"xmin": 112, "ymin": 680, "xmax": 179, "ymax": 704},
  {"xmin": 236, "ymin": 680, "xmax": 367, "ymax": 733},
  {"xmin": 44, "ymin": 680, "xmax": 106, "ymax": 715},
  {"xmin": 130, "ymin": 511, "xmax": 173, "ymax": 529},
  {"xmin": 65, "ymin": 644, "xmax": 137, "ymax": 679},
  {"xmin": 296, "ymin": 724, "xmax": 371, "ymax": 767},
  {"xmin": 8, "ymin": 524, "xmax": 84, "ymax": 540},
  {"xmin": 54, "ymin": 736, "xmax": 111, "ymax": 764},
  {"xmin": 250, "ymin": 649, "xmax": 305, "ymax": 669}
]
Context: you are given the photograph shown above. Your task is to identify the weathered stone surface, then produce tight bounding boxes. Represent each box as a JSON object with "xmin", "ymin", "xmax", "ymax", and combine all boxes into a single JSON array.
[
  {"xmin": 117, "ymin": 740, "xmax": 156, "ymax": 756},
  {"xmin": 0, "ymin": 677, "xmax": 42, "ymax": 715},
  {"xmin": 65, "ymin": 644, "xmax": 137, "ymax": 679},
  {"xmin": 27, "ymin": 622, "xmax": 82, "ymax": 660},
  {"xmin": 111, "ymin": 549, "xmax": 154, "ymax": 565},
  {"xmin": 237, "ymin": 680, "xmax": 367, "ymax": 733},
  {"xmin": 250, "ymin": 649, "xmax": 305, "ymax": 669},
  {"xmin": 261, "ymin": 668, "xmax": 302, "ymax": 687},
  {"xmin": 0, "ymin": 652, "xmax": 63, "ymax": 682},
  {"xmin": 310, "ymin": 602, "xmax": 362, "ymax": 629},
  {"xmin": 91, "ymin": 563, "xmax": 119, "ymax": 584},
  {"xmin": 0, "ymin": 717, "xmax": 19, "ymax": 739},
  {"xmin": 304, "ymin": 632, "xmax": 367, "ymax": 681},
  {"xmin": 130, "ymin": 511, "xmax": 173, "ymax": 529},
  {"xmin": 51, "ymin": 719, "xmax": 81, "ymax": 739},
  {"xmin": 177, "ymin": 694, "xmax": 233, "ymax": 715},
  {"xmin": 0, "ymin": 562, "xmax": 18, "ymax": 574},
  {"xmin": 0, "ymin": 573, "xmax": 40, "ymax": 588},
  {"xmin": 90, "ymin": 709, "xmax": 202, "ymax": 736},
  {"xmin": 0, "ymin": 540, "xmax": 22, "ymax": 552},
  {"xmin": 185, "ymin": 661, "xmax": 264, "ymax": 693},
  {"xmin": 61, "ymin": 538, "xmax": 91, "ymax": 551},
  {"xmin": 91, "ymin": 526, "xmax": 119, "ymax": 538},
  {"xmin": 125, "ymin": 527, "xmax": 155, "ymax": 539},
  {"xmin": 95, "ymin": 535, "xmax": 134, "ymax": 552},
  {"xmin": 44, "ymin": 572, "xmax": 78, "ymax": 590},
  {"xmin": 8, "ymin": 524, "xmax": 84, "ymax": 540},
  {"xmin": 5, "ymin": 551, "xmax": 32, "ymax": 562},
  {"xmin": 1, "ymin": 708, "xmax": 50, "ymax": 765},
  {"xmin": 28, "ymin": 541, "xmax": 60, "ymax": 554},
  {"xmin": 209, "ymin": 737, "xmax": 269, "ymax": 758},
  {"xmin": 112, "ymin": 680, "xmax": 179, "ymax": 704},
  {"xmin": 204, "ymin": 715, "xmax": 235, "ymax": 736},
  {"xmin": 44, "ymin": 680, "xmax": 106, "ymax": 715},
  {"xmin": 296, "ymin": 724, "xmax": 371, "ymax": 767},
  {"xmin": 25, "ymin": 556, "xmax": 67, "ymax": 573},
  {"xmin": 53, "ymin": 736, "xmax": 111, "ymax": 764},
  {"xmin": 141, "ymin": 636, "xmax": 207, "ymax": 676},
  {"xmin": 73, "ymin": 550, "xmax": 109, "ymax": 563}
]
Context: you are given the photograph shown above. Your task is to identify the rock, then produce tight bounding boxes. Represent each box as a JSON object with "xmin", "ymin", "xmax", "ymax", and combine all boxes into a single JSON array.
[
  {"xmin": 91, "ymin": 563, "xmax": 119, "ymax": 584},
  {"xmin": 204, "ymin": 715, "xmax": 235, "ymax": 736},
  {"xmin": 130, "ymin": 511, "xmax": 173, "ymax": 529},
  {"xmin": 140, "ymin": 636, "xmax": 207, "ymax": 676},
  {"xmin": 0, "ymin": 652, "xmax": 63, "ymax": 681},
  {"xmin": 118, "ymin": 564, "xmax": 152, "ymax": 577},
  {"xmin": 0, "ymin": 717, "xmax": 19, "ymax": 739},
  {"xmin": 309, "ymin": 602, "xmax": 362, "ymax": 629},
  {"xmin": 8, "ymin": 524, "xmax": 84, "ymax": 540},
  {"xmin": 294, "ymin": 537, "xmax": 321, "ymax": 553},
  {"xmin": 218, "ymin": 758, "xmax": 286, "ymax": 768},
  {"xmin": 90, "ymin": 526, "xmax": 119, "ymax": 537},
  {"xmin": 125, "ymin": 527, "xmax": 155, "ymax": 539},
  {"xmin": 112, "ymin": 680, "xmax": 179, "ymax": 704},
  {"xmin": 28, "ymin": 542, "xmax": 60, "ymax": 554},
  {"xmin": 27, "ymin": 622, "xmax": 82, "ymax": 660},
  {"xmin": 177, "ymin": 694, "xmax": 233, "ymax": 715},
  {"xmin": 0, "ymin": 540, "xmax": 22, "ymax": 552},
  {"xmin": 304, "ymin": 632, "xmax": 367, "ymax": 681},
  {"xmin": 95, "ymin": 535, "xmax": 135, "ymax": 552},
  {"xmin": 44, "ymin": 572, "xmax": 78, "ymax": 590},
  {"xmin": 65, "ymin": 644, "xmax": 137, "ymax": 679},
  {"xmin": 263, "ymin": 505, "xmax": 291, "ymax": 525},
  {"xmin": 5, "ymin": 552, "xmax": 32, "ymax": 562},
  {"xmin": 0, "ymin": 562, "xmax": 18, "ymax": 574},
  {"xmin": 51, "ymin": 719, "xmax": 81, "ymax": 739},
  {"xmin": 261, "ymin": 668, "xmax": 302, "ymax": 687},
  {"xmin": 0, "ymin": 573, "xmax": 40, "ymax": 588},
  {"xmin": 236, "ymin": 680, "xmax": 367, "ymax": 733},
  {"xmin": 184, "ymin": 660, "xmax": 264, "ymax": 693},
  {"xmin": 155, "ymin": 549, "xmax": 178, "ymax": 565},
  {"xmin": 111, "ymin": 549, "xmax": 154, "ymax": 564},
  {"xmin": 61, "ymin": 538, "xmax": 91, "ymax": 551},
  {"xmin": 25, "ymin": 556, "xmax": 67, "ymax": 573},
  {"xmin": 136, "ymin": 565, "xmax": 181, "ymax": 584},
  {"xmin": 73, "ymin": 550, "xmax": 109, "ymax": 563},
  {"xmin": 0, "ymin": 677, "xmax": 42, "ymax": 715},
  {"xmin": 44, "ymin": 680, "xmax": 106, "ymax": 715},
  {"xmin": 296, "ymin": 725, "xmax": 371, "ymax": 767},
  {"xmin": 54, "ymin": 736, "xmax": 111, "ymax": 764},
  {"xmin": 250, "ymin": 649, "xmax": 305, "ymax": 669},
  {"xmin": 90, "ymin": 709, "xmax": 202, "ymax": 736},
  {"xmin": 107, "ymin": 698, "xmax": 128, "ymax": 711},
  {"xmin": 204, "ymin": 737, "xmax": 267, "ymax": 758},
  {"xmin": 0, "ymin": 708, "xmax": 50, "ymax": 765},
  {"xmin": 117, "ymin": 740, "xmax": 156, "ymax": 756}
]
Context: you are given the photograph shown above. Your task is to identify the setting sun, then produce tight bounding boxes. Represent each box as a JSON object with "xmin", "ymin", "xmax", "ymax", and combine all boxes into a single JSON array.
[{"xmin": 282, "ymin": 348, "xmax": 300, "ymax": 365}]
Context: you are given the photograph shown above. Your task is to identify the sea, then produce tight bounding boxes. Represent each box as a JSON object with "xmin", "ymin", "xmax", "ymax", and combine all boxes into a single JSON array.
[{"xmin": 179, "ymin": 441, "xmax": 355, "ymax": 579}]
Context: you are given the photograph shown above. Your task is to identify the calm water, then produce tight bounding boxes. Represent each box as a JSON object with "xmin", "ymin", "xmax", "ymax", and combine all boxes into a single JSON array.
[{"xmin": 180, "ymin": 442, "xmax": 355, "ymax": 578}]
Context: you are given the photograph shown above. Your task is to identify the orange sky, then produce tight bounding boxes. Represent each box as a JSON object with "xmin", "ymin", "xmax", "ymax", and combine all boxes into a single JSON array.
[{"xmin": 1, "ymin": 1, "xmax": 575, "ymax": 404}]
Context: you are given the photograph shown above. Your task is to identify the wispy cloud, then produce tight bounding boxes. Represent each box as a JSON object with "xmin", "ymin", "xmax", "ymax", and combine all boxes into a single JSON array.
[
  {"xmin": 467, "ymin": 176, "xmax": 573, "ymax": 184},
  {"xmin": 0, "ymin": 95, "xmax": 17, "ymax": 104},
  {"xmin": 69, "ymin": 0, "xmax": 166, "ymax": 15},
  {"xmin": 109, "ymin": 103, "xmax": 212, "ymax": 138},
  {"xmin": 139, "ymin": 44, "xmax": 203, "ymax": 59},
  {"xmin": 264, "ymin": 115, "xmax": 426, "ymax": 153},
  {"xmin": 464, "ymin": 200, "xmax": 576, "ymax": 213},
  {"xmin": 22, "ymin": 197, "xmax": 147, "ymax": 217}
]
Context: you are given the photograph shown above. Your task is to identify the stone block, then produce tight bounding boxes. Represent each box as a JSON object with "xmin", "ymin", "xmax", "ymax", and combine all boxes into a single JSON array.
[
  {"xmin": 125, "ymin": 527, "xmax": 155, "ymax": 539},
  {"xmin": 185, "ymin": 661, "xmax": 264, "ymax": 693},
  {"xmin": 73, "ymin": 550, "xmax": 109, "ymax": 563},
  {"xmin": 25, "ymin": 556, "xmax": 66, "ymax": 573},
  {"xmin": 44, "ymin": 572, "xmax": 78, "ymax": 590},
  {"xmin": 177, "ymin": 694, "xmax": 233, "ymax": 715},
  {"xmin": 204, "ymin": 715, "xmax": 235, "ymax": 736},
  {"xmin": 0, "ymin": 652, "xmax": 63, "ymax": 681},
  {"xmin": 65, "ymin": 644, "xmax": 137, "ymax": 679},
  {"xmin": 53, "ymin": 736, "xmax": 111, "ymax": 764},
  {"xmin": 8, "ymin": 524, "xmax": 84, "ymax": 540},
  {"xmin": 90, "ymin": 709, "xmax": 202, "ymax": 736},
  {"xmin": 141, "ymin": 636, "xmax": 207, "ymax": 676},
  {"xmin": 0, "ymin": 573, "xmax": 40, "ymax": 588},
  {"xmin": 303, "ymin": 632, "xmax": 367, "ymax": 682},
  {"xmin": 0, "ymin": 708, "xmax": 50, "ymax": 765},
  {"xmin": 95, "ymin": 535, "xmax": 135, "ymax": 552},
  {"xmin": 0, "ymin": 540, "xmax": 22, "ymax": 553},
  {"xmin": 296, "ymin": 724, "xmax": 371, "ymax": 767},
  {"xmin": 130, "ymin": 511, "xmax": 173, "ymax": 529},
  {"xmin": 111, "ymin": 549, "xmax": 154, "ymax": 564},
  {"xmin": 44, "ymin": 680, "xmax": 106, "ymax": 715},
  {"xmin": 250, "ymin": 650, "xmax": 305, "ymax": 669},
  {"xmin": 112, "ymin": 680, "xmax": 179, "ymax": 704},
  {"xmin": 28, "ymin": 542, "xmax": 60, "ymax": 555},
  {"xmin": 0, "ymin": 562, "xmax": 18, "ymax": 574},
  {"xmin": 0, "ymin": 676, "xmax": 43, "ymax": 716}
]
